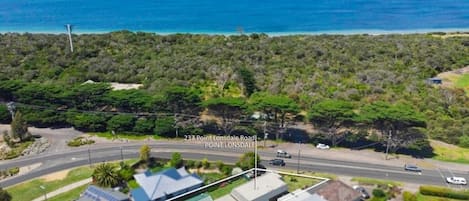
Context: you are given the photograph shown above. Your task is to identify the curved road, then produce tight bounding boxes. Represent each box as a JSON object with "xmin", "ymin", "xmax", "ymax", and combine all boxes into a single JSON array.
[{"xmin": 1, "ymin": 142, "xmax": 468, "ymax": 189}]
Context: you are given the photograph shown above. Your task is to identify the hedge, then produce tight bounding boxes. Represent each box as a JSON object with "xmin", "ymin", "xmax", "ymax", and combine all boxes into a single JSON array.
[
  {"xmin": 402, "ymin": 191, "xmax": 417, "ymax": 201},
  {"xmin": 419, "ymin": 185, "xmax": 469, "ymax": 200}
]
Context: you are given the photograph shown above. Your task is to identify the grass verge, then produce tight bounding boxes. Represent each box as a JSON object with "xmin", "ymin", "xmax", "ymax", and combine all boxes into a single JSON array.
[
  {"xmin": 48, "ymin": 184, "xmax": 89, "ymax": 201},
  {"xmin": 351, "ymin": 177, "xmax": 402, "ymax": 187},
  {"xmin": 431, "ymin": 140, "xmax": 469, "ymax": 164},
  {"xmin": 7, "ymin": 166, "xmax": 93, "ymax": 201}
]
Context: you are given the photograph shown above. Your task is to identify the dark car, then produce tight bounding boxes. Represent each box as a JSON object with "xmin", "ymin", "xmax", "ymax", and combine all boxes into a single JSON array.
[
  {"xmin": 404, "ymin": 164, "xmax": 422, "ymax": 172},
  {"xmin": 269, "ymin": 159, "xmax": 286, "ymax": 166},
  {"xmin": 353, "ymin": 185, "xmax": 370, "ymax": 200}
]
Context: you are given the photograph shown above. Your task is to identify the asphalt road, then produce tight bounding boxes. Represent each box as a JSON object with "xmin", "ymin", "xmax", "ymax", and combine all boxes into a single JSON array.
[{"xmin": 1, "ymin": 142, "xmax": 468, "ymax": 189}]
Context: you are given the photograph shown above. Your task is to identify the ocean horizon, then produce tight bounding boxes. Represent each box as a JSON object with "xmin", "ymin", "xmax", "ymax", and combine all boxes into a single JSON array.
[{"xmin": 1, "ymin": 0, "xmax": 468, "ymax": 35}]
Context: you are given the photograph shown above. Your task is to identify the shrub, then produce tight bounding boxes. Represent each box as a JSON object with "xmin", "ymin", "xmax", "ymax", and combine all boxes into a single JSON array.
[
  {"xmin": 372, "ymin": 188, "xmax": 386, "ymax": 198},
  {"xmin": 420, "ymin": 185, "xmax": 469, "ymax": 200},
  {"xmin": 67, "ymin": 137, "xmax": 95, "ymax": 147},
  {"xmin": 221, "ymin": 166, "xmax": 232, "ymax": 176},
  {"xmin": 201, "ymin": 158, "xmax": 210, "ymax": 169},
  {"xmin": 7, "ymin": 167, "xmax": 19, "ymax": 176},
  {"xmin": 402, "ymin": 191, "xmax": 417, "ymax": 201},
  {"xmin": 185, "ymin": 160, "xmax": 195, "ymax": 168},
  {"xmin": 216, "ymin": 160, "xmax": 224, "ymax": 170}
]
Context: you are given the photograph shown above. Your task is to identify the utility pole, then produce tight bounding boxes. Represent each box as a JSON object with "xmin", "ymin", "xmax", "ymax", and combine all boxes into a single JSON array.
[
  {"xmin": 88, "ymin": 148, "xmax": 92, "ymax": 167},
  {"xmin": 297, "ymin": 142, "xmax": 301, "ymax": 174},
  {"xmin": 385, "ymin": 130, "xmax": 391, "ymax": 160},
  {"xmin": 263, "ymin": 121, "xmax": 267, "ymax": 147},
  {"xmin": 254, "ymin": 134, "xmax": 258, "ymax": 190},
  {"xmin": 120, "ymin": 146, "xmax": 124, "ymax": 162}
]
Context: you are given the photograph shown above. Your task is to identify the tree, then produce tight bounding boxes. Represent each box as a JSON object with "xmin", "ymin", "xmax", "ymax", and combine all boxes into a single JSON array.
[
  {"xmin": 170, "ymin": 152, "xmax": 183, "ymax": 168},
  {"xmin": 118, "ymin": 162, "xmax": 135, "ymax": 181},
  {"xmin": 133, "ymin": 117, "xmax": 155, "ymax": 134},
  {"xmin": 66, "ymin": 112, "xmax": 108, "ymax": 132},
  {"xmin": 10, "ymin": 112, "xmax": 30, "ymax": 141},
  {"xmin": 0, "ymin": 187, "xmax": 11, "ymax": 201},
  {"xmin": 139, "ymin": 144, "xmax": 151, "ymax": 162},
  {"xmin": 164, "ymin": 86, "xmax": 202, "ymax": 115},
  {"xmin": 309, "ymin": 100, "xmax": 357, "ymax": 146},
  {"xmin": 106, "ymin": 114, "xmax": 136, "ymax": 133},
  {"xmin": 203, "ymin": 97, "xmax": 246, "ymax": 135},
  {"xmin": 237, "ymin": 67, "xmax": 257, "ymax": 97},
  {"xmin": 359, "ymin": 102, "xmax": 427, "ymax": 155},
  {"xmin": 249, "ymin": 92, "xmax": 300, "ymax": 140},
  {"xmin": 0, "ymin": 104, "xmax": 11, "ymax": 123},
  {"xmin": 92, "ymin": 163, "xmax": 120, "ymax": 188},
  {"xmin": 236, "ymin": 151, "xmax": 261, "ymax": 170},
  {"xmin": 154, "ymin": 117, "xmax": 175, "ymax": 137}
]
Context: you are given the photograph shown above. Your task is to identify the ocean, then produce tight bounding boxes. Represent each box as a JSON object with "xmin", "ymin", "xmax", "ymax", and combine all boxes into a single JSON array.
[{"xmin": 0, "ymin": 0, "xmax": 468, "ymax": 34}]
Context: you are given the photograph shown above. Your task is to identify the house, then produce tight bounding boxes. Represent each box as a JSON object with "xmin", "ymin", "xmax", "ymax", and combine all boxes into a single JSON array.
[
  {"xmin": 426, "ymin": 77, "xmax": 442, "ymax": 85},
  {"xmin": 131, "ymin": 167, "xmax": 204, "ymax": 201},
  {"xmin": 278, "ymin": 180, "xmax": 361, "ymax": 201},
  {"xmin": 229, "ymin": 173, "xmax": 288, "ymax": 201},
  {"xmin": 313, "ymin": 180, "xmax": 361, "ymax": 201},
  {"xmin": 277, "ymin": 189, "xmax": 326, "ymax": 201},
  {"xmin": 77, "ymin": 185, "xmax": 129, "ymax": 201}
]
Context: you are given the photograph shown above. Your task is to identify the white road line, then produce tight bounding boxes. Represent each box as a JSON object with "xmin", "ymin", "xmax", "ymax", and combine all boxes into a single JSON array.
[{"xmin": 437, "ymin": 168, "xmax": 450, "ymax": 187}]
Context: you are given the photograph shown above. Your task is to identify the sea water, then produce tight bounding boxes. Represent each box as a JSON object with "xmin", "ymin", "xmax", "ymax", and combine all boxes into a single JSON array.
[{"xmin": 0, "ymin": 0, "xmax": 468, "ymax": 34}]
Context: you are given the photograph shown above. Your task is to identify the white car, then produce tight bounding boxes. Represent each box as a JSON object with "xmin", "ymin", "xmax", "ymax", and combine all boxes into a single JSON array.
[
  {"xmin": 446, "ymin": 177, "xmax": 467, "ymax": 185},
  {"xmin": 316, "ymin": 143, "xmax": 330, "ymax": 150}
]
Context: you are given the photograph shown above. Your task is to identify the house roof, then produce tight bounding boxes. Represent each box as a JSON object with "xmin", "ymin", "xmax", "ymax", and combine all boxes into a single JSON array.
[
  {"xmin": 78, "ymin": 185, "xmax": 129, "ymax": 201},
  {"xmin": 133, "ymin": 167, "xmax": 203, "ymax": 201},
  {"xmin": 313, "ymin": 180, "xmax": 361, "ymax": 201},
  {"xmin": 231, "ymin": 173, "xmax": 287, "ymax": 201},
  {"xmin": 278, "ymin": 189, "xmax": 327, "ymax": 201}
]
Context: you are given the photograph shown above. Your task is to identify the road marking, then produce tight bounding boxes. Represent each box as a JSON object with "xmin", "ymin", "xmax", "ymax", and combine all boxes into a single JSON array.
[{"xmin": 437, "ymin": 168, "xmax": 450, "ymax": 187}]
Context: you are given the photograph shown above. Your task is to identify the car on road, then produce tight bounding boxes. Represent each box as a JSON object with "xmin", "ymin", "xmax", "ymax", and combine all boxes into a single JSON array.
[
  {"xmin": 353, "ymin": 185, "xmax": 370, "ymax": 200},
  {"xmin": 276, "ymin": 150, "xmax": 292, "ymax": 158},
  {"xmin": 316, "ymin": 143, "xmax": 330, "ymax": 150},
  {"xmin": 404, "ymin": 164, "xmax": 422, "ymax": 172},
  {"xmin": 269, "ymin": 159, "xmax": 286, "ymax": 166},
  {"xmin": 446, "ymin": 177, "xmax": 467, "ymax": 185}
]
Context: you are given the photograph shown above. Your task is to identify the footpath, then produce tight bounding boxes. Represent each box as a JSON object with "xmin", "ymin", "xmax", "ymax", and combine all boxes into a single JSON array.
[{"xmin": 31, "ymin": 178, "xmax": 92, "ymax": 201}]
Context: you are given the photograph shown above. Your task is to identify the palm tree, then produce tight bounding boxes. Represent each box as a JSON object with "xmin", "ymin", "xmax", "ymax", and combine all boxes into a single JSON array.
[{"xmin": 92, "ymin": 163, "xmax": 120, "ymax": 188}]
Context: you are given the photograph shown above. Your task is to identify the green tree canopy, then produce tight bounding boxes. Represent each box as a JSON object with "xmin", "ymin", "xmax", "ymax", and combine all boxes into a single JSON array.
[
  {"xmin": 139, "ymin": 144, "xmax": 151, "ymax": 162},
  {"xmin": 0, "ymin": 187, "xmax": 12, "ymax": 201},
  {"xmin": 170, "ymin": 152, "xmax": 183, "ymax": 168},
  {"xmin": 10, "ymin": 112, "xmax": 30, "ymax": 141},
  {"xmin": 309, "ymin": 99, "xmax": 357, "ymax": 146},
  {"xmin": 236, "ymin": 151, "xmax": 261, "ymax": 170},
  {"xmin": 164, "ymin": 86, "xmax": 202, "ymax": 115},
  {"xmin": 106, "ymin": 114, "xmax": 136, "ymax": 133},
  {"xmin": 92, "ymin": 163, "xmax": 120, "ymax": 188},
  {"xmin": 203, "ymin": 97, "xmax": 246, "ymax": 135}
]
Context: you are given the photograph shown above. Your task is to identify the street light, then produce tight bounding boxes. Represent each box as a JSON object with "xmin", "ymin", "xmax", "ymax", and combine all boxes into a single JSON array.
[{"xmin": 39, "ymin": 185, "xmax": 47, "ymax": 200}]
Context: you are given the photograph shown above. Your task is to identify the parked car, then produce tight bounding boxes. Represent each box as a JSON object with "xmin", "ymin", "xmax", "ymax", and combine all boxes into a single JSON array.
[
  {"xmin": 269, "ymin": 159, "xmax": 286, "ymax": 166},
  {"xmin": 404, "ymin": 164, "xmax": 422, "ymax": 172},
  {"xmin": 276, "ymin": 150, "xmax": 292, "ymax": 158},
  {"xmin": 446, "ymin": 177, "xmax": 467, "ymax": 185},
  {"xmin": 353, "ymin": 185, "xmax": 370, "ymax": 200},
  {"xmin": 316, "ymin": 143, "xmax": 330, "ymax": 150}
]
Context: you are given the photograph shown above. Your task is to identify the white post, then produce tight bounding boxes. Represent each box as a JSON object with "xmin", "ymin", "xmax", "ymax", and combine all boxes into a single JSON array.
[
  {"xmin": 65, "ymin": 24, "xmax": 74, "ymax": 52},
  {"xmin": 254, "ymin": 134, "xmax": 257, "ymax": 190}
]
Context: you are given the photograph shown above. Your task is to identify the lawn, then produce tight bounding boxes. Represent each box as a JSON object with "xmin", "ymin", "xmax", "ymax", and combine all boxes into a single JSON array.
[
  {"xmin": 351, "ymin": 177, "xmax": 402, "ymax": 187},
  {"xmin": 48, "ymin": 184, "xmax": 89, "ymax": 201},
  {"xmin": 455, "ymin": 74, "xmax": 469, "ymax": 89},
  {"xmin": 282, "ymin": 175, "xmax": 321, "ymax": 192},
  {"xmin": 90, "ymin": 132, "xmax": 151, "ymax": 140},
  {"xmin": 208, "ymin": 178, "xmax": 247, "ymax": 199},
  {"xmin": 7, "ymin": 166, "xmax": 93, "ymax": 201},
  {"xmin": 431, "ymin": 140, "xmax": 469, "ymax": 164}
]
